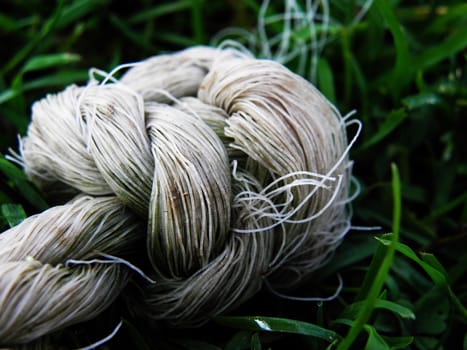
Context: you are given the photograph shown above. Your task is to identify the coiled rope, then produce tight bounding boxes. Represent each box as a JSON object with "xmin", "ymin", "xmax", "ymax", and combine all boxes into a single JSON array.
[{"xmin": 0, "ymin": 46, "xmax": 357, "ymax": 345}]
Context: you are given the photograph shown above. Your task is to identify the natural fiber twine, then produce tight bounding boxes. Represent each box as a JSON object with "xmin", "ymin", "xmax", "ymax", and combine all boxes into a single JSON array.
[
  {"xmin": 0, "ymin": 196, "xmax": 140, "ymax": 344},
  {"xmin": 0, "ymin": 46, "xmax": 358, "ymax": 345}
]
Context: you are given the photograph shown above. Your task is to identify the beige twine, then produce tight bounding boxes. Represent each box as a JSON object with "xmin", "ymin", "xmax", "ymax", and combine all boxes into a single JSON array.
[
  {"xmin": 0, "ymin": 46, "xmax": 359, "ymax": 345},
  {"xmin": 0, "ymin": 196, "xmax": 140, "ymax": 344}
]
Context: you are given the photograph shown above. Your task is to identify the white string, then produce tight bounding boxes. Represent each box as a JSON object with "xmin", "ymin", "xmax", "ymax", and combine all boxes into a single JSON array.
[
  {"xmin": 66, "ymin": 254, "xmax": 156, "ymax": 284},
  {"xmin": 352, "ymin": 0, "xmax": 374, "ymax": 24},
  {"xmin": 75, "ymin": 320, "xmax": 122, "ymax": 350},
  {"xmin": 265, "ymin": 273, "xmax": 343, "ymax": 301}
]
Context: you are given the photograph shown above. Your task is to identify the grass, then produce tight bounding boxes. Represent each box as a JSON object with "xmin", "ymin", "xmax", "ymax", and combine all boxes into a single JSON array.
[{"xmin": 1, "ymin": 0, "xmax": 466, "ymax": 348}]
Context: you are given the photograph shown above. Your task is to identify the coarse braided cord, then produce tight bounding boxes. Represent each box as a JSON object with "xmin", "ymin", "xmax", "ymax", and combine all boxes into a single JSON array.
[{"xmin": 0, "ymin": 46, "xmax": 357, "ymax": 345}]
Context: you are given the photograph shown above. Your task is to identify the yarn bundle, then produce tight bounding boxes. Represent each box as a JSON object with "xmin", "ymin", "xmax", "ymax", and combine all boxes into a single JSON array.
[{"xmin": 0, "ymin": 46, "xmax": 355, "ymax": 345}]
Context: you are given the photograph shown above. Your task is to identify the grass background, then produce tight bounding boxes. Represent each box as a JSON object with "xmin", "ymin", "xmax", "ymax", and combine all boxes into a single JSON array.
[{"xmin": 0, "ymin": 0, "xmax": 466, "ymax": 349}]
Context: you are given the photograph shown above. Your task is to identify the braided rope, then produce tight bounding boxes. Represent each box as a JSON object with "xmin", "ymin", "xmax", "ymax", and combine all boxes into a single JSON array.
[{"xmin": 0, "ymin": 46, "xmax": 357, "ymax": 345}]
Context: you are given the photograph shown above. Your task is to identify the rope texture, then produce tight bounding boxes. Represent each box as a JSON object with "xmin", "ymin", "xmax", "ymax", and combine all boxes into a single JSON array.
[{"xmin": 0, "ymin": 46, "xmax": 354, "ymax": 345}]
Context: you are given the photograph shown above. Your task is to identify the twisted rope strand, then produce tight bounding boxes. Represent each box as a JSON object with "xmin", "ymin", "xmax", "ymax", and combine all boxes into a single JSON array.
[{"xmin": 1, "ymin": 45, "xmax": 357, "ymax": 344}]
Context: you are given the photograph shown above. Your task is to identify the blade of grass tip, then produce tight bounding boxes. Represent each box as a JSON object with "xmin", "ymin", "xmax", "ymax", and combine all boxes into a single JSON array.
[
  {"xmin": 336, "ymin": 164, "xmax": 401, "ymax": 350},
  {"xmin": 21, "ymin": 53, "xmax": 81, "ymax": 74},
  {"xmin": 342, "ymin": 299, "xmax": 415, "ymax": 321},
  {"xmin": 420, "ymin": 253, "xmax": 449, "ymax": 280},
  {"xmin": 363, "ymin": 324, "xmax": 391, "ymax": 349},
  {"xmin": 214, "ymin": 316, "xmax": 339, "ymax": 343},
  {"xmin": 0, "ymin": 12, "xmax": 29, "ymax": 32},
  {"xmin": 376, "ymin": 238, "xmax": 446, "ymax": 286}
]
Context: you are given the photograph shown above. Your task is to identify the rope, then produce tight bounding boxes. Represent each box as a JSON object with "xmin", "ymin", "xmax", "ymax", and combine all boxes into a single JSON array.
[{"xmin": 0, "ymin": 46, "xmax": 356, "ymax": 345}]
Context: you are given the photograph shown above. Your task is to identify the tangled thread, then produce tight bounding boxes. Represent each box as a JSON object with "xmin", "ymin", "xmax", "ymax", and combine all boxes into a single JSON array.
[{"xmin": 0, "ymin": 46, "xmax": 359, "ymax": 345}]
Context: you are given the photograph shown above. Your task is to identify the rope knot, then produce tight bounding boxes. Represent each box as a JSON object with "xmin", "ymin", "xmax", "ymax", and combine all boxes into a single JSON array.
[{"xmin": 1, "ymin": 46, "xmax": 357, "ymax": 344}]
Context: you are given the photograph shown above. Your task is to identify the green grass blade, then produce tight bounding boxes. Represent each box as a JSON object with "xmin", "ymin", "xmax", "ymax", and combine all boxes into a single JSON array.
[
  {"xmin": 335, "ymin": 320, "xmax": 413, "ymax": 349},
  {"xmin": 425, "ymin": 192, "xmax": 467, "ymax": 222},
  {"xmin": 375, "ymin": 238, "xmax": 467, "ymax": 318},
  {"xmin": 0, "ymin": 158, "xmax": 48, "ymax": 210},
  {"xmin": 224, "ymin": 331, "xmax": 253, "ymax": 350},
  {"xmin": 363, "ymin": 324, "xmax": 390, "ymax": 350},
  {"xmin": 317, "ymin": 58, "xmax": 336, "ymax": 103},
  {"xmin": 1, "ymin": 0, "xmax": 65, "ymax": 75},
  {"xmin": 0, "ymin": 70, "xmax": 88, "ymax": 106},
  {"xmin": 375, "ymin": 238, "xmax": 446, "ymax": 286},
  {"xmin": 414, "ymin": 286, "xmax": 449, "ymax": 336},
  {"xmin": 318, "ymin": 235, "xmax": 378, "ymax": 278},
  {"xmin": 359, "ymin": 108, "xmax": 407, "ymax": 150},
  {"xmin": 191, "ymin": 0, "xmax": 204, "ymax": 44},
  {"xmin": 0, "ymin": 13, "xmax": 38, "ymax": 32},
  {"xmin": 414, "ymin": 26, "xmax": 467, "ymax": 71},
  {"xmin": 353, "ymin": 240, "xmax": 390, "ymax": 302},
  {"xmin": 22, "ymin": 70, "xmax": 88, "ymax": 90},
  {"xmin": 109, "ymin": 15, "xmax": 157, "ymax": 52},
  {"xmin": 420, "ymin": 253, "xmax": 449, "ymax": 279},
  {"xmin": 214, "ymin": 316, "xmax": 339, "ymax": 343},
  {"xmin": 336, "ymin": 164, "xmax": 401, "ymax": 350},
  {"xmin": 56, "ymin": 0, "xmax": 106, "ymax": 28},
  {"xmin": 426, "ymin": 4, "xmax": 467, "ymax": 34},
  {"xmin": 154, "ymin": 32, "xmax": 198, "ymax": 47},
  {"xmin": 383, "ymin": 336, "xmax": 414, "ymax": 350},
  {"xmin": 1, "ymin": 203, "xmax": 27, "ymax": 227},
  {"xmin": 129, "ymin": 0, "xmax": 193, "ymax": 23},
  {"xmin": 375, "ymin": 0, "xmax": 411, "ymax": 95},
  {"xmin": 22, "ymin": 53, "xmax": 81, "ymax": 73},
  {"xmin": 251, "ymin": 333, "xmax": 262, "ymax": 350},
  {"xmin": 402, "ymin": 92, "xmax": 443, "ymax": 110},
  {"xmin": 0, "ymin": 90, "xmax": 18, "ymax": 105},
  {"xmin": 342, "ymin": 299, "xmax": 416, "ymax": 320}
]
